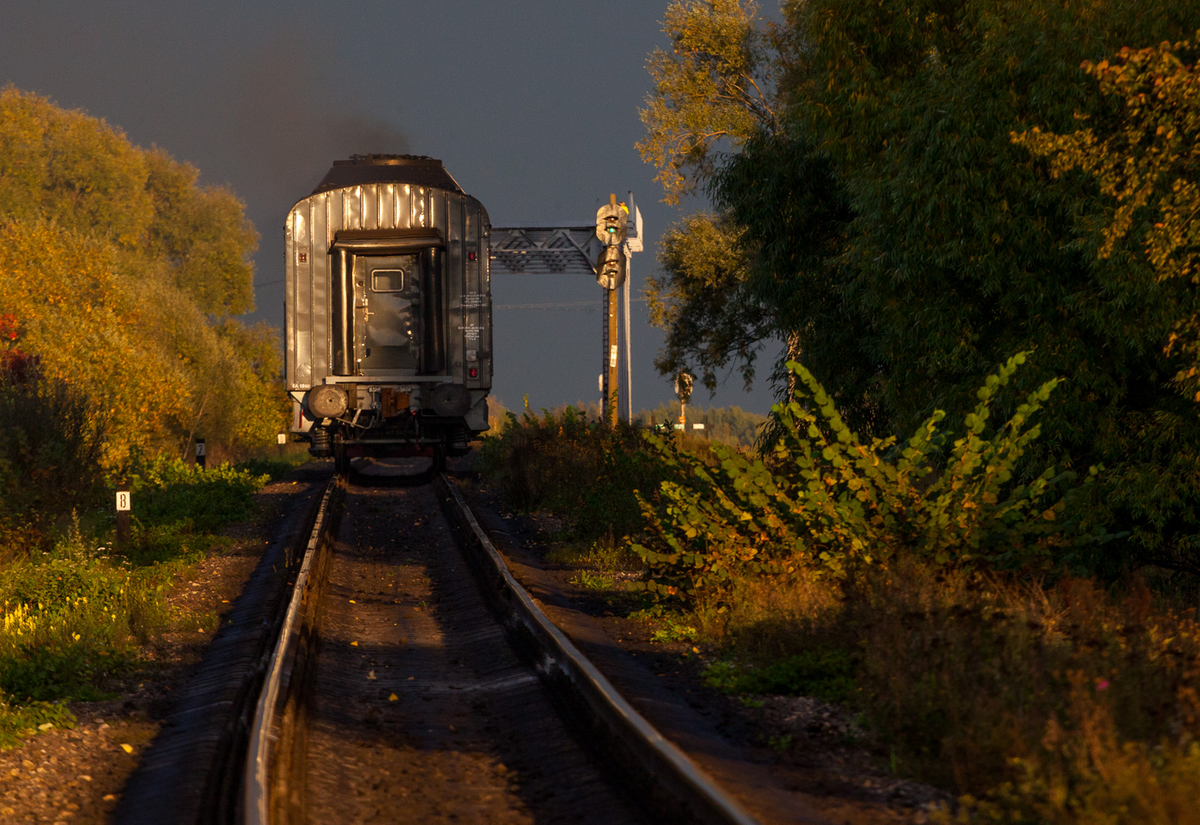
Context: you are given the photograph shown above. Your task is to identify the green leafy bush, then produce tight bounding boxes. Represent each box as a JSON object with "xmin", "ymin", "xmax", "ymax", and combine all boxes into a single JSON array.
[
  {"xmin": 632, "ymin": 354, "xmax": 1102, "ymax": 602},
  {"xmin": 129, "ymin": 456, "xmax": 269, "ymax": 534}
]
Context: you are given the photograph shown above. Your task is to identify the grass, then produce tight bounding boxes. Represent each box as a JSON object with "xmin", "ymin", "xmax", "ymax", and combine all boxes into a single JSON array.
[
  {"xmin": 702, "ymin": 649, "xmax": 856, "ymax": 703},
  {"xmin": 0, "ymin": 532, "xmax": 171, "ymax": 730},
  {"xmin": 0, "ymin": 457, "xmax": 273, "ymax": 749},
  {"xmin": 478, "ymin": 405, "xmax": 690, "ymax": 543},
  {"xmin": 0, "ymin": 698, "xmax": 76, "ymax": 750},
  {"xmin": 688, "ymin": 561, "xmax": 1200, "ymax": 821}
]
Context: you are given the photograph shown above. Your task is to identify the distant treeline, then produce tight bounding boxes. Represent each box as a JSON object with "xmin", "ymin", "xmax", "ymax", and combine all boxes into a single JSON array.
[{"xmin": 486, "ymin": 396, "xmax": 766, "ymax": 449}]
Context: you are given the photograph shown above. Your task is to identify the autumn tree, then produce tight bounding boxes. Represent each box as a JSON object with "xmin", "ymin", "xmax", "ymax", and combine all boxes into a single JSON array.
[
  {"xmin": 637, "ymin": 0, "xmax": 779, "ymax": 205},
  {"xmin": 142, "ymin": 148, "xmax": 258, "ymax": 316},
  {"xmin": 0, "ymin": 88, "xmax": 284, "ymax": 470}
]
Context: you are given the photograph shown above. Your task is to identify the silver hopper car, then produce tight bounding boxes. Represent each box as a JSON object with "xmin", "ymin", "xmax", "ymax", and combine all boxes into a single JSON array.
[{"xmin": 285, "ymin": 155, "xmax": 492, "ymax": 470}]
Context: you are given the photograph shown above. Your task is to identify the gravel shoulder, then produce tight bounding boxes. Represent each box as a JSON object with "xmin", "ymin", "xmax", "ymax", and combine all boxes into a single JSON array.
[{"xmin": 0, "ymin": 465, "xmax": 327, "ymax": 825}]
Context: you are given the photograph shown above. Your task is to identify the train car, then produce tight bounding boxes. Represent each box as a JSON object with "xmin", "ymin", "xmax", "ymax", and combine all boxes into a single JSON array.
[{"xmin": 284, "ymin": 154, "xmax": 492, "ymax": 470}]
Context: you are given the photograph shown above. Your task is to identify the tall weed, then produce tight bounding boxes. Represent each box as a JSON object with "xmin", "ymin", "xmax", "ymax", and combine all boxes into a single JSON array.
[
  {"xmin": 946, "ymin": 663, "xmax": 1200, "ymax": 824},
  {"xmin": 479, "ymin": 406, "xmax": 673, "ymax": 542},
  {"xmin": 631, "ymin": 354, "xmax": 1103, "ymax": 602}
]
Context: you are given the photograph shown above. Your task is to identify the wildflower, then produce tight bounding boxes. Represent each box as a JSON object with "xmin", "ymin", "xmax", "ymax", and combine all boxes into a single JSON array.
[{"xmin": 1096, "ymin": 679, "xmax": 1110, "ymax": 691}]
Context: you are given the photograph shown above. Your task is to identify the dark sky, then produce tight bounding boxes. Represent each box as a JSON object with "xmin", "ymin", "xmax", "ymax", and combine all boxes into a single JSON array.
[{"xmin": 1, "ymin": 1, "xmax": 780, "ymax": 414}]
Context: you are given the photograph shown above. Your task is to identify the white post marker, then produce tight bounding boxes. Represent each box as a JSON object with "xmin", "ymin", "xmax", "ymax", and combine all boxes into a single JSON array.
[{"xmin": 115, "ymin": 485, "xmax": 131, "ymax": 547}]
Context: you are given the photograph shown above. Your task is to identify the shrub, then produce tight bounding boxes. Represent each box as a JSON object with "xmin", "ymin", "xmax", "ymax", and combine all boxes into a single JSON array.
[
  {"xmin": 631, "ymin": 354, "xmax": 1103, "ymax": 603},
  {"xmin": 478, "ymin": 406, "xmax": 673, "ymax": 542},
  {"xmin": 128, "ymin": 455, "xmax": 269, "ymax": 534},
  {"xmin": 0, "ymin": 371, "xmax": 107, "ymax": 552}
]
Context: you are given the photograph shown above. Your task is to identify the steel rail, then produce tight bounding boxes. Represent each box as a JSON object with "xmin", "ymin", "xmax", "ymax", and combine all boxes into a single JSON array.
[
  {"xmin": 243, "ymin": 475, "xmax": 340, "ymax": 825},
  {"xmin": 240, "ymin": 472, "xmax": 761, "ymax": 825},
  {"xmin": 438, "ymin": 475, "xmax": 761, "ymax": 825}
]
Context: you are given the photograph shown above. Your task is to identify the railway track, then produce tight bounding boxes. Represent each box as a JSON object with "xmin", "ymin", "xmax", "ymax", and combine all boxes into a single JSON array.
[
  {"xmin": 243, "ymin": 464, "xmax": 762, "ymax": 825},
  {"xmin": 114, "ymin": 461, "xmax": 779, "ymax": 824}
]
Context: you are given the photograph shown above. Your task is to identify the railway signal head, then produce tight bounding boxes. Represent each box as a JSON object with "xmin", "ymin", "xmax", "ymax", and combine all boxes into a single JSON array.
[
  {"xmin": 595, "ymin": 246, "xmax": 626, "ymax": 290},
  {"xmin": 595, "ymin": 193, "xmax": 627, "ymax": 247},
  {"xmin": 674, "ymin": 371, "xmax": 693, "ymax": 404}
]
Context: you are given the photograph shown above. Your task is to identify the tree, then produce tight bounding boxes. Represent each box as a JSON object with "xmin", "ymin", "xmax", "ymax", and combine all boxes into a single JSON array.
[
  {"xmin": 640, "ymin": 0, "xmax": 802, "ymax": 401},
  {"xmin": 0, "ymin": 85, "xmax": 154, "ymax": 244},
  {"xmin": 0, "ymin": 88, "xmax": 284, "ymax": 468},
  {"xmin": 637, "ymin": 0, "xmax": 779, "ymax": 205},
  {"xmin": 777, "ymin": 0, "xmax": 1200, "ymax": 568},
  {"xmin": 0, "ymin": 219, "xmax": 191, "ymax": 466},
  {"xmin": 1013, "ymin": 34, "xmax": 1200, "ymax": 398},
  {"xmin": 640, "ymin": 0, "xmax": 1200, "ymax": 569},
  {"xmin": 647, "ymin": 212, "xmax": 769, "ymax": 391},
  {"xmin": 143, "ymin": 148, "xmax": 258, "ymax": 316}
]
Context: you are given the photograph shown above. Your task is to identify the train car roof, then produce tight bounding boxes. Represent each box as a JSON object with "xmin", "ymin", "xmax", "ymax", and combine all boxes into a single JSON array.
[{"xmin": 310, "ymin": 154, "xmax": 465, "ymax": 196}]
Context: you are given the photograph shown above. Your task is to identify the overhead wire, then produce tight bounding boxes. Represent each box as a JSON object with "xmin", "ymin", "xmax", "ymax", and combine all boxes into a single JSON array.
[{"xmin": 495, "ymin": 298, "xmax": 646, "ymax": 311}]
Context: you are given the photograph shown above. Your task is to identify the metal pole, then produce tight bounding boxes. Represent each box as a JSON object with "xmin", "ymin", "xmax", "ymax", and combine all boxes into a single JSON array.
[
  {"xmin": 607, "ymin": 287, "xmax": 620, "ymax": 426},
  {"xmin": 600, "ymin": 290, "xmax": 609, "ymax": 418},
  {"xmin": 623, "ymin": 248, "xmax": 632, "ymax": 422}
]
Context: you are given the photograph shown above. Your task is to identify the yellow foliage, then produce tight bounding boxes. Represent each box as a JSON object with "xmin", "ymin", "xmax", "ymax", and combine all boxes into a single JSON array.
[
  {"xmin": 0, "ymin": 220, "xmax": 190, "ymax": 466},
  {"xmin": 637, "ymin": 0, "xmax": 779, "ymax": 203},
  {"xmin": 1012, "ymin": 34, "xmax": 1200, "ymax": 397},
  {"xmin": 0, "ymin": 88, "xmax": 284, "ymax": 467}
]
